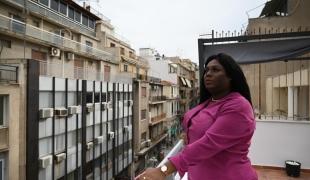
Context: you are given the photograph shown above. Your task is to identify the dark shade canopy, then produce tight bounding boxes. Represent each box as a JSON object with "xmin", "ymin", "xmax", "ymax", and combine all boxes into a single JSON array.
[{"xmin": 201, "ymin": 37, "xmax": 310, "ymax": 66}]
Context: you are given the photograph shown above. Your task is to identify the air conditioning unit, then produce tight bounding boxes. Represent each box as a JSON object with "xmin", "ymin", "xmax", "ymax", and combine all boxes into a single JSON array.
[
  {"xmin": 68, "ymin": 106, "xmax": 81, "ymax": 115},
  {"xmin": 101, "ymin": 102, "xmax": 108, "ymax": 111},
  {"xmin": 50, "ymin": 47, "xmax": 60, "ymax": 57},
  {"xmin": 54, "ymin": 107, "xmax": 68, "ymax": 117},
  {"xmin": 86, "ymin": 103, "xmax": 93, "ymax": 113},
  {"xmin": 94, "ymin": 136, "xmax": 104, "ymax": 144},
  {"xmin": 123, "ymin": 126, "xmax": 129, "ymax": 133},
  {"xmin": 66, "ymin": 52, "xmax": 75, "ymax": 60},
  {"xmin": 39, "ymin": 155, "xmax": 53, "ymax": 168},
  {"xmin": 146, "ymin": 139, "xmax": 151, "ymax": 147},
  {"xmin": 108, "ymin": 132, "xmax": 115, "ymax": 140},
  {"xmin": 87, "ymin": 142, "xmax": 94, "ymax": 150},
  {"xmin": 39, "ymin": 108, "xmax": 54, "ymax": 119},
  {"xmin": 55, "ymin": 153, "xmax": 66, "ymax": 163}
]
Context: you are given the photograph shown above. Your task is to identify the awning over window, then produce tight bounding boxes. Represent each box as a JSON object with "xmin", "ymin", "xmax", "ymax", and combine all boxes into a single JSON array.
[
  {"xmin": 180, "ymin": 77, "xmax": 187, "ymax": 86},
  {"xmin": 185, "ymin": 79, "xmax": 192, "ymax": 88},
  {"xmin": 201, "ymin": 37, "xmax": 310, "ymax": 65}
]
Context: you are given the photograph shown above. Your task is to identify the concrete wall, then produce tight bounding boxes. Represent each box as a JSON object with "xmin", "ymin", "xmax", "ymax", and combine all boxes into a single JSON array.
[
  {"xmin": 241, "ymin": 57, "xmax": 310, "ymax": 117},
  {"xmin": 249, "ymin": 120, "xmax": 310, "ymax": 169},
  {"xmin": 0, "ymin": 60, "xmax": 27, "ymax": 180},
  {"xmin": 247, "ymin": 0, "xmax": 310, "ymax": 33}
]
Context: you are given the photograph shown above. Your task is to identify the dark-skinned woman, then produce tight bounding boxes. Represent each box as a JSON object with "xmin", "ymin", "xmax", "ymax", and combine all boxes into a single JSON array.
[{"xmin": 136, "ymin": 53, "xmax": 258, "ymax": 180}]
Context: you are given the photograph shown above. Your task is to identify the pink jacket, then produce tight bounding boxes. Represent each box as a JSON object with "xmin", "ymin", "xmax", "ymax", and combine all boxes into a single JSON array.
[{"xmin": 169, "ymin": 92, "xmax": 257, "ymax": 180}]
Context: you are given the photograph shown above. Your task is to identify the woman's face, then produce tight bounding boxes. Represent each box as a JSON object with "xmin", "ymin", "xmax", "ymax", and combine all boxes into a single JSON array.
[{"xmin": 204, "ymin": 59, "xmax": 231, "ymax": 95}]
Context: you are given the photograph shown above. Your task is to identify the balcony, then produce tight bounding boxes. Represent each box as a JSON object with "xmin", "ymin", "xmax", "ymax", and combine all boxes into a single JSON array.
[
  {"xmin": 0, "ymin": 127, "xmax": 9, "ymax": 151},
  {"xmin": 0, "ymin": 64, "xmax": 18, "ymax": 83},
  {"xmin": 154, "ymin": 119, "xmax": 310, "ymax": 180},
  {"xmin": 0, "ymin": 14, "xmax": 114, "ymax": 63},
  {"xmin": 3, "ymin": 0, "xmax": 96, "ymax": 37},
  {"xmin": 149, "ymin": 96, "xmax": 167, "ymax": 102},
  {"xmin": 150, "ymin": 113, "xmax": 166, "ymax": 125}
]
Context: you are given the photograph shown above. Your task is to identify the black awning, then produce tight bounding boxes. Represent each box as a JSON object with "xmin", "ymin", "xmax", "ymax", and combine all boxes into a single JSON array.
[{"xmin": 201, "ymin": 37, "xmax": 310, "ymax": 65}]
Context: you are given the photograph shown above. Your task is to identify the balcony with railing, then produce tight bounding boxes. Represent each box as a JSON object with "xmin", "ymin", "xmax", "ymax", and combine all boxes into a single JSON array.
[
  {"xmin": 4, "ymin": 0, "xmax": 96, "ymax": 37},
  {"xmin": 149, "ymin": 113, "xmax": 166, "ymax": 125},
  {"xmin": 149, "ymin": 95, "xmax": 167, "ymax": 102},
  {"xmin": 0, "ymin": 14, "xmax": 115, "ymax": 63}
]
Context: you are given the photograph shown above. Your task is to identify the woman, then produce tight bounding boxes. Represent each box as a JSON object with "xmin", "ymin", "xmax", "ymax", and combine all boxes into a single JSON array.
[{"xmin": 136, "ymin": 53, "xmax": 257, "ymax": 180}]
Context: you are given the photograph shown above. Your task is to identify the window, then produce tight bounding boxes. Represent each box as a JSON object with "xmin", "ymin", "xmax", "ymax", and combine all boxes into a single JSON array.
[
  {"xmin": 82, "ymin": 14, "xmax": 88, "ymax": 26},
  {"xmin": 104, "ymin": 65, "xmax": 110, "ymax": 82},
  {"xmin": 11, "ymin": 14, "xmax": 25, "ymax": 33},
  {"xmin": 110, "ymin": 43, "xmax": 115, "ymax": 47},
  {"xmin": 50, "ymin": 0, "xmax": 59, "ymax": 11},
  {"xmin": 141, "ymin": 109, "xmax": 146, "ymax": 120},
  {"xmin": 120, "ymin": 47, "xmax": 125, "ymax": 55},
  {"xmin": 141, "ymin": 132, "xmax": 147, "ymax": 143},
  {"xmin": 141, "ymin": 87, "xmax": 146, "ymax": 97},
  {"xmin": 68, "ymin": 6, "xmax": 74, "ymax": 19},
  {"xmin": 74, "ymin": 11, "xmax": 81, "ymax": 22},
  {"xmin": 0, "ymin": 158, "xmax": 4, "ymax": 180},
  {"xmin": 89, "ymin": 18, "xmax": 95, "ymax": 29},
  {"xmin": 124, "ymin": 64, "xmax": 128, "ymax": 72},
  {"xmin": 85, "ymin": 41, "xmax": 93, "ymax": 47},
  {"xmin": 33, "ymin": 20, "xmax": 39, "ymax": 27},
  {"xmin": 0, "ymin": 40, "xmax": 11, "ymax": 48},
  {"xmin": 59, "ymin": 1, "xmax": 67, "ymax": 15},
  {"xmin": 0, "ymin": 96, "xmax": 8, "ymax": 127},
  {"xmin": 39, "ymin": 0, "xmax": 49, "ymax": 6}
]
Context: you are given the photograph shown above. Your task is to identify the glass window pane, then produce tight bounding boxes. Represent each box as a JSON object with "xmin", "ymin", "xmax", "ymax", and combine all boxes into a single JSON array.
[
  {"xmin": 89, "ymin": 19, "xmax": 95, "ymax": 29},
  {"xmin": 68, "ymin": 6, "xmax": 74, "ymax": 19},
  {"xmin": 51, "ymin": 0, "xmax": 59, "ymax": 11},
  {"xmin": 39, "ymin": 0, "xmax": 49, "ymax": 6},
  {"xmin": 0, "ymin": 96, "xmax": 3, "ymax": 126},
  {"xmin": 59, "ymin": 1, "xmax": 67, "ymax": 15},
  {"xmin": 75, "ymin": 11, "xmax": 81, "ymax": 22},
  {"xmin": 82, "ymin": 14, "xmax": 88, "ymax": 26}
]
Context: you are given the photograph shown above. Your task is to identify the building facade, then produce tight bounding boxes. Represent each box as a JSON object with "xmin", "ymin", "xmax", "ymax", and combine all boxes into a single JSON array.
[
  {"xmin": 243, "ymin": 0, "xmax": 310, "ymax": 120},
  {"xmin": 0, "ymin": 0, "xmax": 135, "ymax": 179}
]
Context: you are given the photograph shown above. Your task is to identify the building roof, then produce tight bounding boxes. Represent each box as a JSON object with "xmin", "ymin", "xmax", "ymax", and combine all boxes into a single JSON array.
[{"xmin": 66, "ymin": 0, "xmax": 102, "ymax": 20}]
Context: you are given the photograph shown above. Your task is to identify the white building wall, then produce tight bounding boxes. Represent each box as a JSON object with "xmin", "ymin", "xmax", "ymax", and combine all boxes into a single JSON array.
[{"xmin": 249, "ymin": 120, "xmax": 310, "ymax": 169}]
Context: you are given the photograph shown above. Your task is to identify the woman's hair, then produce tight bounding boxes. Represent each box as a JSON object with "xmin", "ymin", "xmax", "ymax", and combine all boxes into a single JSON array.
[{"xmin": 200, "ymin": 53, "xmax": 252, "ymax": 105}]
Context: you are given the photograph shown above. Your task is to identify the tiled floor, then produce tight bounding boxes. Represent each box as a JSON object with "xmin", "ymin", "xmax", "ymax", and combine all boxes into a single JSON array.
[{"xmin": 255, "ymin": 167, "xmax": 310, "ymax": 180}]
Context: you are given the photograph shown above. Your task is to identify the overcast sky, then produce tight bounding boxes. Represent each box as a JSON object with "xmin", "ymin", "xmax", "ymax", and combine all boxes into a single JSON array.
[{"xmin": 91, "ymin": 0, "xmax": 267, "ymax": 63}]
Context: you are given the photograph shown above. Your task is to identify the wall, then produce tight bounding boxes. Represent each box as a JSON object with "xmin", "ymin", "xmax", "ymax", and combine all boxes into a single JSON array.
[
  {"xmin": 249, "ymin": 120, "xmax": 310, "ymax": 169},
  {"xmin": 247, "ymin": 0, "xmax": 310, "ymax": 32}
]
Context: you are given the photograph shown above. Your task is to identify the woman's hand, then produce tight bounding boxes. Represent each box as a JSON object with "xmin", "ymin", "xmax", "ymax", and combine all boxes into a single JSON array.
[
  {"xmin": 179, "ymin": 132, "xmax": 187, "ymax": 145},
  {"xmin": 135, "ymin": 167, "xmax": 166, "ymax": 180}
]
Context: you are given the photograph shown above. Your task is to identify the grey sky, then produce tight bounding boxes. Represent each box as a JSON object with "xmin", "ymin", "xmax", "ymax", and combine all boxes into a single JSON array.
[{"xmin": 93, "ymin": 0, "xmax": 267, "ymax": 63}]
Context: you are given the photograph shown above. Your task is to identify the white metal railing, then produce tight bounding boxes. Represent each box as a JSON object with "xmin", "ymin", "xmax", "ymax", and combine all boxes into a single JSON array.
[
  {"xmin": 157, "ymin": 140, "xmax": 185, "ymax": 180},
  {"xmin": 0, "ymin": 14, "xmax": 114, "ymax": 62}
]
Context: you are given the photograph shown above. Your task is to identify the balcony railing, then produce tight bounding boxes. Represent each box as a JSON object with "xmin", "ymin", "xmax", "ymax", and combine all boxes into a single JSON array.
[
  {"xmin": 150, "ymin": 113, "xmax": 166, "ymax": 124},
  {"xmin": 149, "ymin": 96, "xmax": 167, "ymax": 102},
  {"xmin": 157, "ymin": 140, "xmax": 184, "ymax": 180},
  {"xmin": 0, "ymin": 14, "xmax": 114, "ymax": 62},
  {"xmin": 25, "ymin": 0, "xmax": 96, "ymax": 37},
  {"xmin": 0, "ymin": 64, "xmax": 18, "ymax": 83}
]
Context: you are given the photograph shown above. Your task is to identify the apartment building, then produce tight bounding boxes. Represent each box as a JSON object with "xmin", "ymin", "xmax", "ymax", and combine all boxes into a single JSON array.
[
  {"xmin": 132, "ymin": 48, "xmax": 185, "ymax": 173},
  {"xmin": 242, "ymin": 0, "xmax": 310, "ymax": 120},
  {"xmin": 0, "ymin": 0, "xmax": 134, "ymax": 179},
  {"xmin": 169, "ymin": 57, "xmax": 199, "ymax": 115}
]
